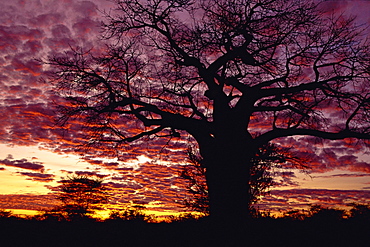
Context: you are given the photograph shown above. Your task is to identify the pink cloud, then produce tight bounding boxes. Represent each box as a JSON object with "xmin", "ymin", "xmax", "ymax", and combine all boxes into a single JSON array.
[
  {"xmin": 314, "ymin": 173, "xmax": 370, "ymax": 179},
  {"xmin": 318, "ymin": 0, "xmax": 349, "ymax": 13},
  {"xmin": 257, "ymin": 188, "xmax": 370, "ymax": 212},
  {"xmin": 72, "ymin": 1, "xmax": 99, "ymax": 18},
  {"xmin": 72, "ymin": 18, "xmax": 101, "ymax": 37},
  {"xmin": 29, "ymin": 13, "xmax": 64, "ymax": 27},
  {"xmin": 11, "ymin": 58, "xmax": 42, "ymax": 76},
  {"xmin": 347, "ymin": 162, "xmax": 370, "ymax": 173}
]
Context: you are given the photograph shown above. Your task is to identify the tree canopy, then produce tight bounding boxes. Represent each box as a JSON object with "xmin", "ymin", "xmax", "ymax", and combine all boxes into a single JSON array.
[
  {"xmin": 55, "ymin": 175, "xmax": 108, "ymax": 219},
  {"xmin": 46, "ymin": 0, "xmax": 370, "ymax": 221}
]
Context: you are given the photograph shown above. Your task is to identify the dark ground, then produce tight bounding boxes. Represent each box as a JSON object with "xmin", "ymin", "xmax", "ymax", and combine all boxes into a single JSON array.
[{"xmin": 0, "ymin": 217, "xmax": 369, "ymax": 247}]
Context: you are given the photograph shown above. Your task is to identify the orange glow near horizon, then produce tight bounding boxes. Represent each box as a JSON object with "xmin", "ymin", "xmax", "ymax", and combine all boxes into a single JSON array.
[{"xmin": 1, "ymin": 142, "xmax": 370, "ymax": 218}]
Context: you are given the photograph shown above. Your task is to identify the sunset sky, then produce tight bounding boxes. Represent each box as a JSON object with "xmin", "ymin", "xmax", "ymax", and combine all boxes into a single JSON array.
[{"xmin": 1, "ymin": 0, "xmax": 370, "ymax": 218}]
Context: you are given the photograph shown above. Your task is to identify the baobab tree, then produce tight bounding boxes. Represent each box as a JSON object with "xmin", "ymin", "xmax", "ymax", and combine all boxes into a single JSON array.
[{"xmin": 46, "ymin": 0, "xmax": 370, "ymax": 222}]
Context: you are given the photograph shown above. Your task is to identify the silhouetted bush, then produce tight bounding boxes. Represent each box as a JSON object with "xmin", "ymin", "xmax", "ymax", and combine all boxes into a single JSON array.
[
  {"xmin": 107, "ymin": 205, "xmax": 153, "ymax": 223},
  {"xmin": 349, "ymin": 203, "xmax": 370, "ymax": 221},
  {"xmin": 0, "ymin": 209, "xmax": 13, "ymax": 219},
  {"xmin": 282, "ymin": 209, "xmax": 309, "ymax": 221},
  {"xmin": 167, "ymin": 212, "xmax": 205, "ymax": 223},
  {"xmin": 308, "ymin": 205, "xmax": 346, "ymax": 222}
]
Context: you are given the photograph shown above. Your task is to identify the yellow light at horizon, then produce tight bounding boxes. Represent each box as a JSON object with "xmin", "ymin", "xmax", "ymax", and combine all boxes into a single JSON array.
[{"xmin": 0, "ymin": 170, "xmax": 51, "ymax": 194}]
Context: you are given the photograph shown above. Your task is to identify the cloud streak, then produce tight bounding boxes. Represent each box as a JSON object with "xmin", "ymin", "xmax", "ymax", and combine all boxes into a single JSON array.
[
  {"xmin": 257, "ymin": 188, "xmax": 370, "ymax": 212},
  {"xmin": 18, "ymin": 172, "xmax": 55, "ymax": 182},
  {"xmin": 0, "ymin": 157, "xmax": 44, "ymax": 171}
]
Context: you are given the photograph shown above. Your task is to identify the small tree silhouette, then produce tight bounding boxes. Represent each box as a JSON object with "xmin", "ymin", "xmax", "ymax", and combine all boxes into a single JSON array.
[
  {"xmin": 47, "ymin": 175, "xmax": 109, "ymax": 220},
  {"xmin": 180, "ymin": 148, "xmax": 209, "ymax": 215}
]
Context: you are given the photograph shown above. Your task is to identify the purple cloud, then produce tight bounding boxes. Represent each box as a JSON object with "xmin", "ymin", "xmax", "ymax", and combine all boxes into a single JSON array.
[
  {"xmin": 74, "ymin": 170, "xmax": 109, "ymax": 178},
  {"xmin": 18, "ymin": 172, "xmax": 55, "ymax": 182},
  {"xmin": 0, "ymin": 157, "xmax": 44, "ymax": 170}
]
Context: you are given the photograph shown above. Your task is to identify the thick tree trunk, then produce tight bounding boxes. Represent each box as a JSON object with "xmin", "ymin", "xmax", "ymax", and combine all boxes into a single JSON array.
[{"xmin": 201, "ymin": 139, "xmax": 253, "ymax": 223}]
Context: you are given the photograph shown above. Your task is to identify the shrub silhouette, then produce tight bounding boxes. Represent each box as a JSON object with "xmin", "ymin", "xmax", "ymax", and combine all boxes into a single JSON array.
[
  {"xmin": 349, "ymin": 203, "xmax": 370, "ymax": 221},
  {"xmin": 167, "ymin": 213, "xmax": 204, "ymax": 223},
  {"xmin": 0, "ymin": 209, "xmax": 13, "ymax": 219},
  {"xmin": 308, "ymin": 205, "xmax": 346, "ymax": 222},
  {"xmin": 107, "ymin": 205, "xmax": 152, "ymax": 222}
]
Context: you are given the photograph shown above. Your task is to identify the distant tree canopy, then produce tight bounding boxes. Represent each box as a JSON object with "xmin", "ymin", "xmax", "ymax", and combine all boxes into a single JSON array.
[
  {"xmin": 53, "ymin": 175, "xmax": 108, "ymax": 219},
  {"xmin": 46, "ymin": 0, "xmax": 370, "ymax": 222}
]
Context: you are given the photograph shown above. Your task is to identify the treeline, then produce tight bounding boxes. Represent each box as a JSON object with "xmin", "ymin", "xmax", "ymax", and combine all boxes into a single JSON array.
[
  {"xmin": 0, "ymin": 204, "xmax": 369, "ymax": 247},
  {"xmin": 1, "ymin": 203, "xmax": 370, "ymax": 223},
  {"xmin": 1, "ymin": 176, "xmax": 368, "ymax": 246}
]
